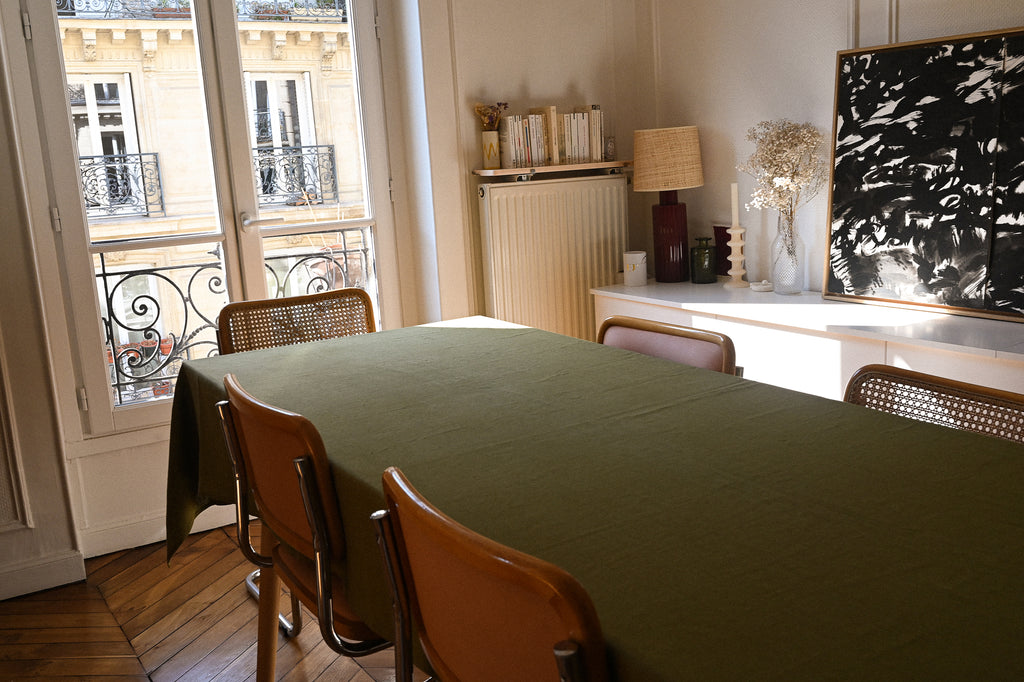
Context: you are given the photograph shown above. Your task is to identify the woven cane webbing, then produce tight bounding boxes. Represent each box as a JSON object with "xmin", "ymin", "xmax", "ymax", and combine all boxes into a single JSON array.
[
  {"xmin": 844, "ymin": 364, "xmax": 1024, "ymax": 444},
  {"xmin": 217, "ymin": 288, "xmax": 375, "ymax": 355}
]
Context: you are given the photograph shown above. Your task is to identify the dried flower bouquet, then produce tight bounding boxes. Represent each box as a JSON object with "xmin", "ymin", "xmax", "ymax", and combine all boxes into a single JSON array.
[
  {"xmin": 738, "ymin": 119, "xmax": 828, "ymax": 239},
  {"xmin": 474, "ymin": 102, "xmax": 508, "ymax": 131}
]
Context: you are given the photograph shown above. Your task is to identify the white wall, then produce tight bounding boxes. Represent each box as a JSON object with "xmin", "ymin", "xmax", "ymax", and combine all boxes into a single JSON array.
[
  {"xmin": 895, "ymin": 1, "xmax": 1023, "ymax": 43},
  {"xmin": 421, "ymin": 0, "xmax": 1021, "ymax": 307},
  {"xmin": 441, "ymin": 0, "xmax": 651, "ymax": 313},
  {"xmin": 640, "ymin": 0, "xmax": 1024, "ymax": 291},
  {"xmin": 651, "ymin": 0, "xmax": 845, "ymax": 289}
]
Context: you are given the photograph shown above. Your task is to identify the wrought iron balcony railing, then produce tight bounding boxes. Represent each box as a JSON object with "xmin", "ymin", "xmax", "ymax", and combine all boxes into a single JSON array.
[
  {"xmin": 254, "ymin": 144, "xmax": 338, "ymax": 207},
  {"xmin": 79, "ymin": 145, "xmax": 335, "ymax": 219},
  {"xmin": 237, "ymin": 0, "xmax": 348, "ymax": 22},
  {"xmin": 264, "ymin": 227, "xmax": 373, "ymax": 298},
  {"xmin": 252, "ymin": 109, "xmax": 278, "ymax": 144},
  {"xmin": 97, "ymin": 226, "xmax": 372, "ymax": 405},
  {"xmin": 79, "ymin": 153, "xmax": 164, "ymax": 219},
  {"xmin": 97, "ymin": 252, "xmax": 224, "ymax": 406},
  {"xmin": 56, "ymin": 0, "xmax": 348, "ymax": 22}
]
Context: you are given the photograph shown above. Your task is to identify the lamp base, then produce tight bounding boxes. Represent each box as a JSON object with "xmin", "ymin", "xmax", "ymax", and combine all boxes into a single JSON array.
[{"xmin": 652, "ymin": 192, "xmax": 689, "ymax": 282}]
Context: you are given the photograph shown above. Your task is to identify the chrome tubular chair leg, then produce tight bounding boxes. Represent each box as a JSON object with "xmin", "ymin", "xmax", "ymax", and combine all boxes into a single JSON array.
[
  {"xmin": 219, "ymin": 399, "xmax": 303, "ymax": 638},
  {"xmin": 555, "ymin": 640, "xmax": 585, "ymax": 682},
  {"xmin": 245, "ymin": 568, "xmax": 303, "ymax": 637},
  {"xmin": 371, "ymin": 508, "xmax": 414, "ymax": 682},
  {"xmin": 294, "ymin": 456, "xmax": 390, "ymax": 657}
]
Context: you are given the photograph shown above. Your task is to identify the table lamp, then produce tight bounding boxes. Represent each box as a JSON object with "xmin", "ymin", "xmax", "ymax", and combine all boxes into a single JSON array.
[{"xmin": 633, "ymin": 126, "xmax": 704, "ymax": 282}]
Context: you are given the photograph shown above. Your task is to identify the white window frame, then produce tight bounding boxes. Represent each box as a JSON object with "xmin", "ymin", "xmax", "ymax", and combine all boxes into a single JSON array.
[
  {"xmin": 14, "ymin": 0, "xmax": 400, "ymax": 437},
  {"xmin": 66, "ymin": 73, "xmax": 140, "ymax": 158},
  {"xmin": 244, "ymin": 71, "xmax": 317, "ymax": 149}
]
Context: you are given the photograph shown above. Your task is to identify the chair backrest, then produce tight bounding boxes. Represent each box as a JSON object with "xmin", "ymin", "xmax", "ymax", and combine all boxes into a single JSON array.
[
  {"xmin": 597, "ymin": 315, "xmax": 737, "ymax": 374},
  {"xmin": 217, "ymin": 287, "xmax": 375, "ymax": 354},
  {"xmin": 374, "ymin": 466, "xmax": 607, "ymax": 682},
  {"xmin": 844, "ymin": 364, "xmax": 1024, "ymax": 443},
  {"xmin": 220, "ymin": 373, "xmax": 346, "ymax": 560}
]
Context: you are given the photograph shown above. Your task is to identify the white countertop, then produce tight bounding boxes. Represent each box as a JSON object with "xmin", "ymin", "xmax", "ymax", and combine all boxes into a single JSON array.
[{"xmin": 591, "ymin": 281, "xmax": 1024, "ymax": 362}]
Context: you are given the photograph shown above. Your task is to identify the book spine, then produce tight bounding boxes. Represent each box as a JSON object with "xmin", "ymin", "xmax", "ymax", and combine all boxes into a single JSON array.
[
  {"xmin": 507, "ymin": 115, "xmax": 516, "ymax": 168},
  {"xmin": 568, "ymin": 114, "xmax": 576, "ymax": 164},
  {"xmin": 531, "ymin": 116, "xmax": 539, "ymax": 166},
  {"xmin": 520, "ymin": 115, "xmax": 529, "ymax": 167},
  {"xmin": 562, "ymin": 113, "xmax": 572, "ymax": 164},
  {"xmin": 539, "ymin": 113, "xmax": 548, "ymax": 165},
  {"xmin": 520, "ymin": 115, "xmax": 528, "ymax": 167},
  {"xmin": 498, "ymin": 116, "xmax": 513, "ymax": 169},
  {"xmin": 577, "ymin": 111, "xmax": 589, "ymax": 164},
  {"xmin": 590, "ymin": 104, "xmax": 603, "ymax": 162},
  {"xmin": 523, "ymin": 115, "xmax": 533, "ymax": 166},
  {"xmin": 546, "ymin": 107, "xmax": 559, "ymax": 165},
  {"xmin": 528, "ymin": 113, "xmax": 545, "ymax": 166},
  {"xmin": 512, "ymin": 115, "xmax": 524, "ymax": 168}
]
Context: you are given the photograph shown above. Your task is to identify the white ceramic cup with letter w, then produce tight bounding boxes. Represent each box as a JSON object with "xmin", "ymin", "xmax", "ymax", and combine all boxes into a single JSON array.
[{"xmin": 623, "ymin": 251, "xmax": 647, "ymax": 286}]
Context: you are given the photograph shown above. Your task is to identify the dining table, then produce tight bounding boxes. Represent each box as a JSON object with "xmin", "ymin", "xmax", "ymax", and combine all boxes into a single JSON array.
[{"xmin": 166, "ymin": 317, "xmax": 1024, "ymax": 680}]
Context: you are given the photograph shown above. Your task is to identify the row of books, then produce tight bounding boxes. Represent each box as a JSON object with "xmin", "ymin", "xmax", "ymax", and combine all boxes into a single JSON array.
[{"xmin": 497, "ymin": 105, "xmax": 605, "ymax": 169}]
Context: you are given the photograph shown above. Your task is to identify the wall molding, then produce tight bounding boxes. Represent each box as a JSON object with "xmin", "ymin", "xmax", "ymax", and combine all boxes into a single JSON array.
[
  {"xmin": 889, "ymin": 0, "xmax": 901, "ymax": 43},
  {"xmin": 849, "ymin": 0, "xmax": 858, "ymax": 48},
  {"xmin": 0, "ymin": 358, "xmax": 28, "ymax": 531},
  {"xmin": 0, "ymin": 550, "xmax": 84, "ymax": 601},
  {"xmin": 76, "ymin": 504, "xmax": 235, "ymax": 558},
  {"xmin": 849, "ymin": 0, "xmax": 901, "ymax": 48}
]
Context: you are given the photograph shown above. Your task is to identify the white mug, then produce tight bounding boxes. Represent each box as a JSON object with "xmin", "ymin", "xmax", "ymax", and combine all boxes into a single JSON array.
[{"xmin": 623, "ymin": 251, "xmax": 647, "ymax": 287}]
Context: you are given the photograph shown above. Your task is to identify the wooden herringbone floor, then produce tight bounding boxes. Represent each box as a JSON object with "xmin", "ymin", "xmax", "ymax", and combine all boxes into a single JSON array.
[{"xmin": 0, "ymin": 523, "xmax": 413, "ymax": 681}]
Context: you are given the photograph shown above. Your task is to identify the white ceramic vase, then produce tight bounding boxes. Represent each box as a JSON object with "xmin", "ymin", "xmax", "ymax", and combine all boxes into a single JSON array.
[{"xmin": 481, "ymin": 130, "xmax": 499, "ymax": 170}]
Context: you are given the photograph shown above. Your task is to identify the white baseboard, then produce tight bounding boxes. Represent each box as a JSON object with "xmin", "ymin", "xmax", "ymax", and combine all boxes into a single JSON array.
[
  {"xmin": 78, "ymin": 504, "xmax": 237, "ymax": 558},
  {"xmin": 0, "ymin": 550, "xmax": 85, "ymax": 600}
]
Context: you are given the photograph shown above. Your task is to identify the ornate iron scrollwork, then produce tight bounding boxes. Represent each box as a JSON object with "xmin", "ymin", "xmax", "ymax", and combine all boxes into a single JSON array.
[
  {"xmin": 253, "ymin": 145, "xmax": 338, "ymax": 207},
  {"xmin": 97, "ymin": 226, "xmax": 372, "ymax": 405},
  {"xmin": 79, "ymin": 153, "xmax": 164, "ymax": 218}
]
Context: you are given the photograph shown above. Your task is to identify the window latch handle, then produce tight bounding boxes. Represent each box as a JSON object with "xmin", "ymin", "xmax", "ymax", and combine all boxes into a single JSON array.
[{"xmin": 239, "ymin": 212, "xmax": 285, "ymax": 234}]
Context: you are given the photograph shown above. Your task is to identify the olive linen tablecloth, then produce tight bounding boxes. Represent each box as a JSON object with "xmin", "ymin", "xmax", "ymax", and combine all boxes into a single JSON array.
[{"xmin": 166, "ymin": 321, "xmax": 1024, "ymax": 680}]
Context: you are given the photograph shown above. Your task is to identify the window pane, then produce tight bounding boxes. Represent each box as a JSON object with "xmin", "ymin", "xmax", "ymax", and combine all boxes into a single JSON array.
[
  {"xmin": 237, "ymin": 2, "xmax": 368, "ymax": 222},
  {"xmin": 55, "ymin": 0, "xmax": 380, "ymax": 409},
  {"xmin": 262, "ymin": 226, "xmax": 376, "ymax": 305},
  {"xmin": 94, "ymin": 244, "xmax": 226, "ymax": 406},
  {"xmin": 59, "ymin": 0, "xmax": 369, "ymax": 234},
  {"xmin": 59, "ymin": 10, "xmax": 220, "ymax": 239}
]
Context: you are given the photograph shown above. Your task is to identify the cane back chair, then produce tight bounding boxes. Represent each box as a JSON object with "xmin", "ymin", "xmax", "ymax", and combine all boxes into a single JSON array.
[
  {"xmin": 369, "ymin": 466, "xmax": 608, "ymax": 682},
  {"xmin": 844, "ymin": 364, "xmax": 1024, "ymax": 443},
  {"xmin": 217, "ymin": 374, "xmax": 389, "ymax": 679},
  {"xmin": 216, "ymin": 287, "xmax": 375, "ymax": 355},
  {"xmin": 216, "ymin": 287, "xmax": 375, "ymax": 633}
]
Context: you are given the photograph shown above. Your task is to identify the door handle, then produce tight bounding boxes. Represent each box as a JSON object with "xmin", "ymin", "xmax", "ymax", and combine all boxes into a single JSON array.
[{"xmin": 239, "ymin": 212, "xmax": 286, "ymax": 234}]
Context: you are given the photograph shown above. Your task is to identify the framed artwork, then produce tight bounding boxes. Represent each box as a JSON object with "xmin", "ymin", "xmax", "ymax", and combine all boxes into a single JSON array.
[{"xmin": 824, "ymin": 27, "xmax": 1024, "ymax": 320}]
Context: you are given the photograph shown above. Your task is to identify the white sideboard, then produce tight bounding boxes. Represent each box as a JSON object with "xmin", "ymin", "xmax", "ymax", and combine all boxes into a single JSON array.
[{"xmin": 591, "ymin": 282, "xmax": 1024, "ymax": 400}]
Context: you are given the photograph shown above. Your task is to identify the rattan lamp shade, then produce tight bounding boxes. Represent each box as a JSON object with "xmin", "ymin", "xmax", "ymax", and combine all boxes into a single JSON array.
[
  {"xmin": 632, "ymin": 126, "xmax": 705, "ymax": 282},
  {"xmin": 633, "ymin": 126, "xmax": 704, "ymax": 192}
]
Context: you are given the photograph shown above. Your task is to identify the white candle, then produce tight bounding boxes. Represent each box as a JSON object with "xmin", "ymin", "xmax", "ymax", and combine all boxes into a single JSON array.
[{"xmin": 731, "ymin": 183, "xmax": 740, "ymax": 227}]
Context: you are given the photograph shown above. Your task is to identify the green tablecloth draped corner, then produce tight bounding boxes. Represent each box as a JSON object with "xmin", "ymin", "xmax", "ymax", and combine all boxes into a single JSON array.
[{"xmin": 166, "ymin": 323, "xmax": 1024, "ymax": 680}]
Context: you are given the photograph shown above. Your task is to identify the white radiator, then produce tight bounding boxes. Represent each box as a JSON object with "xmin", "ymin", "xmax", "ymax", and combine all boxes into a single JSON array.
[{"xmin": 479, "ymin": 174, "xmax": 628, "ymax": 340}]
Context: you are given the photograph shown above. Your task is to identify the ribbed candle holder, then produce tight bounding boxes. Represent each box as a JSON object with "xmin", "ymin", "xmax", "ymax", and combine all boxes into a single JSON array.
[{"xmin": 725, "ymin": 226, "xmax": 749, "ymax": 288}]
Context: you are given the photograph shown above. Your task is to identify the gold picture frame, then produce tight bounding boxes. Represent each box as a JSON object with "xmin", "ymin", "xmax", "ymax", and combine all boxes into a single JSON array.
[{"xmin": 823, "ymin": 26, "xmax": 1024, "ymax": 321}]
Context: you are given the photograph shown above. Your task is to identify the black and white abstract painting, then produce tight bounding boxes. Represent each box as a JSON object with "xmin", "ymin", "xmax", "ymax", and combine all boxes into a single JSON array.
[{"xmin": 826, "ymin": 29, "xmax": 1024, "ymax": 319}]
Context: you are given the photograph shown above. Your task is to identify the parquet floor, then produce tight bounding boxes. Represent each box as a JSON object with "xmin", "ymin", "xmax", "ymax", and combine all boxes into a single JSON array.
[{"xmin": 0, "ymin": 523, "xmax": 407, "ymax": 681}]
